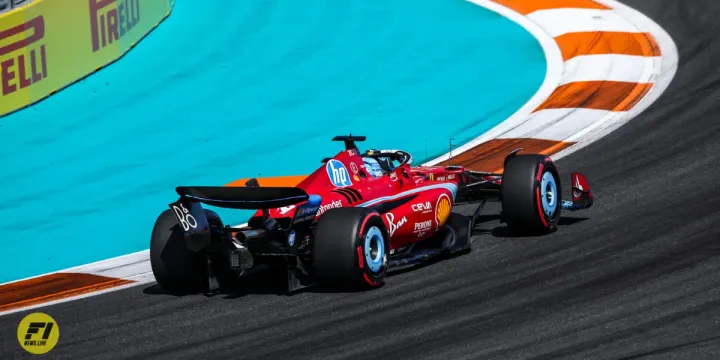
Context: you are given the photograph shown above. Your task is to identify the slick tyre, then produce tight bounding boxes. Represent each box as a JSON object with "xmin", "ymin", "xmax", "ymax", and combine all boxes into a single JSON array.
[
  {"xmin": 150, "ymin": 209, "xmax": 223, "ymax": 294},
  {"xmin": 313, "ymin": 208, "xmax": 389, "ymax": 289},
  {"xmin": 501, "ymin": 154, "xmax": 562, "ymax": 235}
]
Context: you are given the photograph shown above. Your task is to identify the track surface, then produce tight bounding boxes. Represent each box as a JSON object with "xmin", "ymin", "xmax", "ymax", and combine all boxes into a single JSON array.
[{"xmin": 2, "ymin": 0, "xmax": 720, "ymax": 359}]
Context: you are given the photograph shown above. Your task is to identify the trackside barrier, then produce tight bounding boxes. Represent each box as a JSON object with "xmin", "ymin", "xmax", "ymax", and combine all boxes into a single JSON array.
[
  {"xmin": 0, "ymin": 0, "xmax": 175, "ymax": 117},
  {"xmin": 0, "ymin": 0, "xmax": 35, "ymax": 15}
]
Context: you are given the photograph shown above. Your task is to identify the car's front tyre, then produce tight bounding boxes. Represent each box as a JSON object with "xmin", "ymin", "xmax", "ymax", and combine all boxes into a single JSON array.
[{"xmin": 501, "ymin": 154, "xmax": 562, "ymax": 235}]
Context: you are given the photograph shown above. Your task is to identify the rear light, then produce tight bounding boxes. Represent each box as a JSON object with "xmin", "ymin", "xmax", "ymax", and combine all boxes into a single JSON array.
[
  {"xmin": 230, "ymin": 251, "xmax": 241, "ymax": 268},
  {"xmin": 229, "ymin": 243, "xmax": 254, "ymax": 270}
]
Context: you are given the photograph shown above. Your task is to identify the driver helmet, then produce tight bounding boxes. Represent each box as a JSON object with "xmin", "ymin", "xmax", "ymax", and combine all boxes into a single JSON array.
[{"xmin": 362, "ymin": 156, "xmax": 384, "ymax": 177}]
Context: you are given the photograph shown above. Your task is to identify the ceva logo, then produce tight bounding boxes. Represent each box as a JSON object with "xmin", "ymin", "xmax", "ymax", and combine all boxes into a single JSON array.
[
  {"xmin": 326, "ymin": 160, "xmax": 352, "ymax": 187},
  {"xmin": 411, "ymin": 201, "xmax": 432, "ymax": 213}
]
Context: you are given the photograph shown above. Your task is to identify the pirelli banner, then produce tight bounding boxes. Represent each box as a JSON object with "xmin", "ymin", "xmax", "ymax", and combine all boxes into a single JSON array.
[{"xmin": 0, "ymin": 0, "xmax": 174, "ymax": 116}]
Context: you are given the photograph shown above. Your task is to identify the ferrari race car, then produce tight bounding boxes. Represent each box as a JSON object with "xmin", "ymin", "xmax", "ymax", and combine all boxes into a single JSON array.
[{"xmin": 150, "ymin": 135, "xmax": 593, "ymax": 294}]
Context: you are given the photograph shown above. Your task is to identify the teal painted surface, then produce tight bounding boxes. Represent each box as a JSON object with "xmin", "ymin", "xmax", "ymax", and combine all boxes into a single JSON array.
[{"xmin": 0, "ymin": 0, "xmax": 545, "ymax": 283}]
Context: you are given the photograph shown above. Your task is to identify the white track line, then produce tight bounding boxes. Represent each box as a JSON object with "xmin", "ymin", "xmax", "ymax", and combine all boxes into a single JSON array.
[{"xmin": 496, "ymin": 108, "xmax": 613, "ymax": 142}]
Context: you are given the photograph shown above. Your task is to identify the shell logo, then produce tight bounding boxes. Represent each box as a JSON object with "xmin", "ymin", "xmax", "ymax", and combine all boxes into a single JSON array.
[{"xmin": 435, "ymin": 193, "xmax": 452, "ymax": 227}]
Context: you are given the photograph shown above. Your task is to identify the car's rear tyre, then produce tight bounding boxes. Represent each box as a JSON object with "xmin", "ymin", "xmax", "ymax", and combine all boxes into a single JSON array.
[
  {"xmin": 501, "ymin": 154, "xmax": 562, "ymax": 235},
  {"xmin": 313, "ymin": 207, "xmax": 389, "ymax": 289},
  {"xmin": 150, "ymin": 209, "xmax": 223, "ymax": 294}
]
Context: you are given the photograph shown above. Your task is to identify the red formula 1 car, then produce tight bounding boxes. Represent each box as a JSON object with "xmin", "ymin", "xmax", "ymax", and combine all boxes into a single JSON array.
[{"xmin": 150, "ymin": 135, "xmax": 593, "ymax": 294}]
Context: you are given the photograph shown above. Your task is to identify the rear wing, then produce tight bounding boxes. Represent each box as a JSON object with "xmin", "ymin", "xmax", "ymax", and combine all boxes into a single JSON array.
[
  {"xmin": 167, "ymin": 186, "xmax": 312, "ymax": 251},
  {"xmin": 175, "ymin": 186, "xmax": 308, "ymax": 209}
]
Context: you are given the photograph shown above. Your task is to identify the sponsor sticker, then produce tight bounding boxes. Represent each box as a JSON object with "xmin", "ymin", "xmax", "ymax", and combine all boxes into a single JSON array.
[
  {"xmin": 326, "ymin": 159, "xmax": 352, "ymax": 187},
  {"xmin": 385, "ymin": 212, "xmax": 407, "ymax": 237},
  {"xmin": 0, "ymin": 16, "xmax": 48, "ymax": 97},
  {"xmin": 90, "ymin": 0, "xmax": 141, "ymax": 52},
  {"xmin": 350, "ymin": 162, "xmax": 359, "ymax": 174},
  {"xmin": 17, "ymin": 312, "xmax": 59, "ymax": 355},
  {"xmin": 435, "ymin": 193, "xmax": 452, "ymax": 227},
  {"xmin": 411, "ymin": 201, "xmax": 432, "ymax": 213},
  {"xmin": 390, "ymin": 172, "xmax": 398, "ymax": 181},
  {"xmin": 297, "ymin": 206, "xmax": 318, "ymax": 216},
  {"xmin": 414, "ymin": 220, "xmax": 432, "ymax": 232},
  {"xmin": 171, "ymin": 202, "xmax": 197, "ymax": 231},
  {"xmin": 293, "ymin": 203, "xmax": 321, "ymax": 222},
  {"xmin": 278, "ymin": 205, "xmax": 296, "ymax": 215},
  {"xmin": 429, "ymin": 174, "xmax": 454, "ymax": 181},
  {"xmin": 316, "ymin": 199, "xmax": 343, "ymax": 216}
]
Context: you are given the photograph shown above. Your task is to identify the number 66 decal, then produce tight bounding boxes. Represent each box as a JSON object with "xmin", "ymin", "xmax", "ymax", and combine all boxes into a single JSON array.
[{"xmin": 171, "ymin": 201, "xmax": 198, "ymax": 231}]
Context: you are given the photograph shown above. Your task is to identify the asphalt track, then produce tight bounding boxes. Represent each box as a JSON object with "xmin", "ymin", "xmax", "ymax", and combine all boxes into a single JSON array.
[{"xmin": 2, "ymin": 0, "xmax": 720, "ymax": 358}]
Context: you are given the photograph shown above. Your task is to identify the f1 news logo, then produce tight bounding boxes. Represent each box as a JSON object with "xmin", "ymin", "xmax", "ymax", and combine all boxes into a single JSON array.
[
  {"xmin": 0, "ymin": 16, "xmax": 48, "ymax": 96},
  {"xmin": 16, "ymin": 312, "xmax": 60, "ymax": 355},
  {"xmin": 90, "ymin": 0, "xmax": 141, "ymax": 52},
  {"xmin": 24, "ymin": 322, "xmax": 54, "ymax": 344}
]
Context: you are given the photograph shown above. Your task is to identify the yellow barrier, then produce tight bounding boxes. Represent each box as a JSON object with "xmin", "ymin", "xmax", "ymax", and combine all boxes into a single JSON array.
[{"xmin": 0, "ymin": 0, "xmax": 174, "ymax": 116}]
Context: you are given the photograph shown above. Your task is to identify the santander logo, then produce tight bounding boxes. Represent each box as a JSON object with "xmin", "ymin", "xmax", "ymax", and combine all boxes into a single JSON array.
[{"xmin": 316, "ymin": 199, "xmax": 343, "ymax": 216}]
